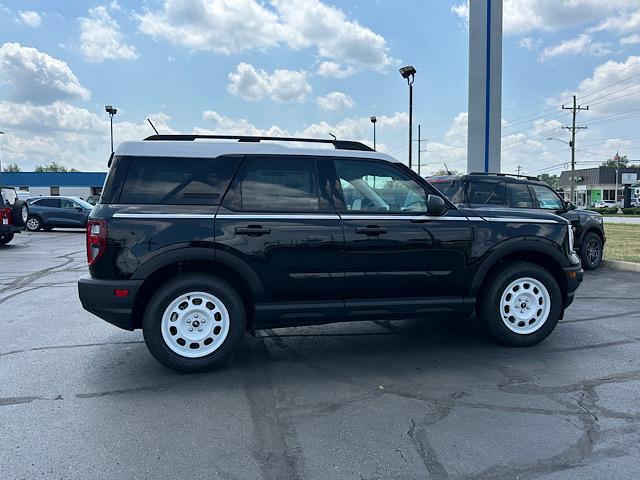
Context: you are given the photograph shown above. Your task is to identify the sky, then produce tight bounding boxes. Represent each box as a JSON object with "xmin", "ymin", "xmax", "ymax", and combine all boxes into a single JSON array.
[{"xmin": 0, "ymin": 0, "xmax": 639, "ymax": 175}]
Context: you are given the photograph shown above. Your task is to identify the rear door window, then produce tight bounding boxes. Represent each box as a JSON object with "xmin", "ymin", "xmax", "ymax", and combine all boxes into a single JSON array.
[
  {"xmin": 467, "ymin": 182, "xmax": 506, "ymax": 206},
  {"xmin": 1, "ymin": 188, "xmax": 17, "ymax": 206},
  {"xmin": 118, "ymin": 156, "xmax": 241, "ymax": 205},
  {"xmin": 224, "ymin": 156, "xmax": 321, "ymax": 212},
  {"xmin": 507, "ymin": 184, "xmax": 534, "ymax": 208}
]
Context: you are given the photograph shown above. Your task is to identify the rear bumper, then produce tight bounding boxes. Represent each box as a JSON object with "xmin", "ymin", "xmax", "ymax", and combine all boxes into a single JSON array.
[
  {"xmin": 78, "ymin": 275, "xmax": 143, "ymax": 330},
  {"xmin": 563, "ymin": 264, "xmax": 583, "ymax": 309},
  {"xmin": 0, "ymin": 224, "xmax": 22, "ymax": 234}
]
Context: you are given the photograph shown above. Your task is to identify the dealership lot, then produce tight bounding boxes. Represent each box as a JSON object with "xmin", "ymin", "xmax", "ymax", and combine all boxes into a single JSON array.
[{"xmin": 1, "ymin": 230, "xmax": 640, "ymax": 479}]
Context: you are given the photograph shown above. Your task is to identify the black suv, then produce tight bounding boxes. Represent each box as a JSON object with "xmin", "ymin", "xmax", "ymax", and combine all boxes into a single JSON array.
[
  {"xmin": 428, "ymin": 174, "xmax": 606, "ymax": 270},
  {"xmin": 0, "ymin": 186, "xmax": 28, "ymax": 245},
  {"xmin": 78, "ymin": 136, "xmax": 583, "ymax": 372}
]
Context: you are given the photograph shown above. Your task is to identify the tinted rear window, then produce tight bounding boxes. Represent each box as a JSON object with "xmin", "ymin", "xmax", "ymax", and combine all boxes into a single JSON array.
[
  {"xmin": 467, "ymin": 181, "xmax": 506, "ymax": 206},
  {"xmin": 114, "ymin": 156, "xmax": 240, "ymax": 205}
]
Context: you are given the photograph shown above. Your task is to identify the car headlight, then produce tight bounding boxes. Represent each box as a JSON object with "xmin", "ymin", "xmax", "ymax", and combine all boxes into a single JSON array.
[{"xmin": 568, "ymin": 225, "xmax": 575, "ymax": 252}]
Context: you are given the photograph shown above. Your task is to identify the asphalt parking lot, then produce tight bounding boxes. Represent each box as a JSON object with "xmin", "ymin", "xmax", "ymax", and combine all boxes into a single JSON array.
[{"xmin": 1, "ymin": 230, "xmax": 640, "ymax": 479}]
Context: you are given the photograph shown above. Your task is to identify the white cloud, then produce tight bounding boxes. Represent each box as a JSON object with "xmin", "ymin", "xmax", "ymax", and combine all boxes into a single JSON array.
[
  {"xmin": 137, "ymin": 0, "xmax": 391, "ymax": 71},
  {"xmin": 0, "ymin": 43, "xmax": 90, "ymax": 104},
  {"xmin": 200, "ymin": 110, "xmax": 287, "ymax": 136},
  {"xmin": 517, "ymin": 37, "xmax": 541, "ymax": 50},
  {"xmin": 17, "ymin": 10, "xmax": 41, "ymax": 28},
  {"xmin": 539, "ymin": 34, "xmax": 610, "ymax": 62},
  {"xmin": 620, "ymin": 34, "xmax": 640, "ymax": 45},
  {"xmin": 227, "ymin": 63, "xmax": 311, "ymax": 102},
  {"xmin": 272, "ymin": 0, "xmax": 392, "ymax": 71},
  {"xmin": 316, "ymin": 61, "xmax": 355, "ymax": 78},
  {"xmin": 591, "ymin": 8, "xmax": 640, "ymax": 32},
  {"xmin": 201, "ymin": 110, "xmax": 407, "ymax": 152},
  {"xmin": 79, "ymin": 6, "xmax": 138, "ymax": 63},
  {"xmin": 0, "ymin": 101, "xmax": 176, "ymax": 170},
  {"xmin": 316, "ymin": 91, "xmax": 354, "ymax": 112},
  {"xmin": 452, "ymin": 0, "xmax": 639, "ymax": 35}
]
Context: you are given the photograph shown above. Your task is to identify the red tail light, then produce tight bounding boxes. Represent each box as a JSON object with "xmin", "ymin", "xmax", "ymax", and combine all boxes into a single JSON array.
[
  {"xmin": 1, "ymin": 207, "xmax": 12, "ymax": 226},
  {"xmin": 86, "ymin": 220, "xmax": 107, "ymax": 266}
]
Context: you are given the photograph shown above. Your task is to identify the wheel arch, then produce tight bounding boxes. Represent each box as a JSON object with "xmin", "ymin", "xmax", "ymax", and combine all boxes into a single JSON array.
[
  {"xmin": 471, "ymin": 239, "xmax": 569, "ymax": 307},
  {"xmin": 130, "ymin": 248, "xmax": 264, "ymax": 330},
  {"xmin": 576, "ymin": 225, "xmax": 604, "ymax": 250}
]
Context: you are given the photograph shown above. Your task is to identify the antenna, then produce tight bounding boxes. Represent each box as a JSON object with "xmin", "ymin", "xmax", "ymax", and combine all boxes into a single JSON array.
[
  {"xmin": 444, "ymin": 163, "xmax": 452, "ymax": 175},
  {"xmin": 329, "ymin": 133, "xmax": 337, "ymax": 140},
  {"xmin": 147, "ymin": 118, "xmax": 159, "ymax": 135}
]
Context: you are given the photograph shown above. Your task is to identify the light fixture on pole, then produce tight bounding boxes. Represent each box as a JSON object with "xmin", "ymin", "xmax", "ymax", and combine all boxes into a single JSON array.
[
  {"xmin": 399, "ymin": 65, "xmax": 416, "ymax": 170},
  {"xmin": 105, "ymin": 105, "xmax": 117, "ymax": 154},
  {"xmin": 370, "ymin": 116, "xmax": 377, "ymax": 151}
]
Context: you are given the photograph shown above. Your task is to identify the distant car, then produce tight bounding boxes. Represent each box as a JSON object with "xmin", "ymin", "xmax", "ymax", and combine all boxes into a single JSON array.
[
  {"xmin": 0, "ymin": 186, "xmax": 28, "ymax": 245},
  {"xmin": 25, "ymin": 196, "xmax": 93, "ymax": 231},
  {"xmin": 594, "ymin": 200, "xmax": 620, "ymax": 209},
  {"xmin": 630, "ymin": 198, "xmax": 640, "ymax": 207}
]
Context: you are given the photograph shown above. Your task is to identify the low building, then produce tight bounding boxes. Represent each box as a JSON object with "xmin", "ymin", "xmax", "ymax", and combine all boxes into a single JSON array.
[
  {"xmin": 0, "ymin": 172, "xmax": 107, "ymax": 199},
  {"xmin": 558, "ymin": 167, "xmax": 640, "ymax": 206}
]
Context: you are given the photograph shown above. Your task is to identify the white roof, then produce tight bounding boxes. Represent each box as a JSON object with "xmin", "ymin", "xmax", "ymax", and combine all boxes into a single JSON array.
[{"xmin": 115, "ymin": 140, "xmax": 399, "ymax": 163}]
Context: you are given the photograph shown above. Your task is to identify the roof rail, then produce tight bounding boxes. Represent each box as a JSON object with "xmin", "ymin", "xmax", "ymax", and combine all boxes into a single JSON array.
[
  {"xmin": 143, "ymin": 134, "xmax": 374, "ymax": 152},
  {"xmin": 468, "ymin": 172, "xmax": 539, "ymax": 181}
]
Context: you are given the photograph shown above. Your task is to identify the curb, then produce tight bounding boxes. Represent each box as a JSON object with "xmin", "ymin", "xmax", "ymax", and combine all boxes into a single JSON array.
[{"xmin": 603, "ymin": 259, "xmax": 640, "ymax": 273}]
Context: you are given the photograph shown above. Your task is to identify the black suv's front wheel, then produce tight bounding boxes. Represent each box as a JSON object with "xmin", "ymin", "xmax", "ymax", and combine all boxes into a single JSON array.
[
  {"xmin": 579, "ymin": 231, "xmax": 603, "ymax": 270},
  {"xmin": 478, "ymin": 262, "xmax": 562, "ymax": 347},
  {"xmin": 143, "ymin": 274, "xmax": 246, "ymax": 372}
]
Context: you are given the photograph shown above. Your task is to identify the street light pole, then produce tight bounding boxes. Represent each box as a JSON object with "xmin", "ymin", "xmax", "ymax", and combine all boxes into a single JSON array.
[
  {"xmin": 399, "ymin": 66, "xmax": 416, "ymax": 170},
  {"xmin": 370, "ymin": 116, "xmax": 377, "ymax": 151},
  {"xmin": 105, "ymin": 105, "xmax": 118, "ymax": 154},
  {"xmin": 0, "ymin": 131, "xmax": 4, "ymax": 186}
]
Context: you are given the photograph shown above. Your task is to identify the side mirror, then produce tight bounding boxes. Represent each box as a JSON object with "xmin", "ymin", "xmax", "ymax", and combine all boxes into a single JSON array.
[
  {"xmin": 75, "ymin": 206, "xmax": 84, "ymax": 212},
  {"xmin": 426, "ymin": 194, "xmax": 447, "ymax": 216},
  {"xmin": 566, "ymin": 202, "xmax": 576, "ymax": 210}
]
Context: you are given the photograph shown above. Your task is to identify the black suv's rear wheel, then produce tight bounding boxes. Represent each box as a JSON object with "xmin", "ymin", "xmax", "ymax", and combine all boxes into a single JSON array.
[
  {"xmin": 143, "ymin": 274, "xmax": 246, "ymax": 372},
  {"xmin": 579, "ymin": 232, "xmax": 602, "ymax": 270},
  {"xmin": 478, "ymin": 262, "xmax": 561, "ymax": 347},
  {"xmin": 0, "ymin": 232, "xmax": 14, "ymax": 245}
]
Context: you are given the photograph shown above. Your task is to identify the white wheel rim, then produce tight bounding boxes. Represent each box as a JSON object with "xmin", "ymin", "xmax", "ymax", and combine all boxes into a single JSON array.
[
  {"xmin": 499, "ymin": 277, "xmax": 551, "ymax": 334},
  {"xmin": 27, "ymin": 218, "xmax": 39, "ymax": 230},
  {"xmin": 21, "ymin": 205, "xmax": 28, "ymax": 223},
  {"xmin": 161, "ymin": 291, "xmax": 230, "ymax": 358}
]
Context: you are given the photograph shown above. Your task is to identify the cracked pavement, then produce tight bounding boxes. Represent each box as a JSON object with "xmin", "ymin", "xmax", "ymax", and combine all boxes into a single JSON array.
[{"xmin": 1, "ymin": 230, "xmax": 640, "ymax": 479}]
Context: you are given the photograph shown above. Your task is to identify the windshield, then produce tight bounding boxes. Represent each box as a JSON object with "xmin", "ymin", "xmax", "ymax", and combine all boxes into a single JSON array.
[{"xmin": 72, "ymin": 198, "xmax": 94, "ymax": 209}]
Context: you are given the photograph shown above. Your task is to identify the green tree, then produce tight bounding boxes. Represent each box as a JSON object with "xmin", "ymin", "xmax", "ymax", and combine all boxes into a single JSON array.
[
  {"xmin": 600, "ymin": 154, "xmax": 629, "ymax": 168},
  {"xmin": 34, "ymin": 162, "xmax": 79, "ymax": 172},
  {"xmin": 2, "ymin": 162, "xmax": 21, "ymax": 172},
  {"xmin": 537, "ymin": 173, "xmax": 560, "ymax": 189}
]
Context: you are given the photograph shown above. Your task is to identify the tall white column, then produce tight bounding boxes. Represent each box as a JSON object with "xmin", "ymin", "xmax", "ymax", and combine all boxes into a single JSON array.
[{"xmin": 467, "ymin": 0, "xmax": 503, "ymax": 174}]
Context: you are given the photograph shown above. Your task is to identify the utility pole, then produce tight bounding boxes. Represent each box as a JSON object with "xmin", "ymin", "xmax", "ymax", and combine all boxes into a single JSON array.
[
  {"xmin": 415, "ymin": 124, "xmax": 427, "ymax": 176},
  {"xmin": 417, "ymin": 124, "xmax": 421, "ymax": 176},
  {"xmin": 516, "ymin": 165, "xmax": 522, "ymax": 176},
  {"xmin": 562, "ymin": 95, "xmax": 588, "ymax": 204}
]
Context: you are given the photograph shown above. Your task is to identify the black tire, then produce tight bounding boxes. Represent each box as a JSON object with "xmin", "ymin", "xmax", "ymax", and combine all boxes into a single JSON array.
[
  {"xmin": 143, "ymin": 274, "xmax": 246, "ymax": 373},
  {"xmin": 11, "ymin": 200, "xmax": 28, "ymax": 227},
  {"xmin": 0, "ymin": 233, "xmax": 14, "ymax": 245},
  {"xmin": 25, "ymin": 216, "xmax": 41, "ymax": 232},
  {"xmin": 478, "ymin": 261, "xmax": 562, "ymax": 347},
  {"xmin": 579, "ymin": 232, "xmax": 603, "ymax": 270}
]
